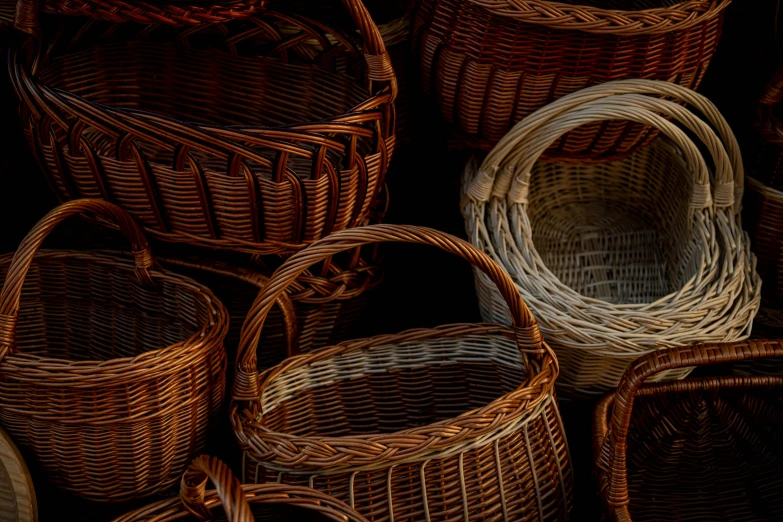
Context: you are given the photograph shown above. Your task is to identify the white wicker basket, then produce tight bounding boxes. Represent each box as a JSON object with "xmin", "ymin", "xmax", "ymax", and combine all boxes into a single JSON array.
[{"xmin": 462, "ymin": 79, "xmax": 761, "ymax": 397}]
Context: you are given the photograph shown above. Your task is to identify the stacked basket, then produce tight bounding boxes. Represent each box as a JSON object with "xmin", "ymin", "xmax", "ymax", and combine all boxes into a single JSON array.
[
  {"xmin": 414, "ymin": 0, "xmax": 731, "ymax": 158},
  {"xmin": 462, "ymin": 79, "xmax": 760, "ymax": 397}
]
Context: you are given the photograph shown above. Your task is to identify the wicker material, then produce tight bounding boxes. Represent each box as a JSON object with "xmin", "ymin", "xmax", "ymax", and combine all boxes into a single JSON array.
[
  {"xmin": 463, "ymin": 79, "xmax": 760, "ymax": 397},
  {"xmin": 12, "ymin": 4, "xmax": 396, "ymax": 255},
  {"xmin": 754, "ymin": 66, "xmax": 783, "ymax": 189},
  {"xmin": 413, "ymin": 0, "xmax": 729, "ymax": 159},
  {"xmin": 0, "ymin": 426, "xmax": 36, "ymax": 522},
  {"xmin": 233, "ymin": 224, "xmax": 572, "ymax": 521},
  {"xmin": 159, "ymin": 249, "xmax": 380, "ymax": 373},
  {"xmin": 594, "ymin": 340, "xmax": 783, "ymax": 521},
  {"xmin": 0, "ymin": 199, "xmax": 228, "ymax": 502},
  {"xmin": 115, "ymin": 455, "xmax": 369, "ymax": 522}
]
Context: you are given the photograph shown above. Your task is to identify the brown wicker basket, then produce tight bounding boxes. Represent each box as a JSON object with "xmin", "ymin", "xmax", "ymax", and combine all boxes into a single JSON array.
[
  {"xmin": 114, "ymin": 455, "xmax": 370, "ymax": 522},
  {"xmin": 233, "ymin": 224, "xmax": 572, "ymax": 521},
  {"xmin": 594, "ymin": 340, "xmax": 783, "ymax": 521},
  {"xmin": 0, "ymin": 426, "xmax": 36, "ymax": 522},
  {"xmin": 754, "ymin": 66, "xmax": 783, "ymax": 189},
  {"xmin": 413, "ymin": 0, "xmax": 730, "ymax": 160},
  {"xmin": 0, "ymin": 199, "xmax": 228, "ymax": 503},
  {"xmin": 12, "ymin": 3, "xmax": 396, "ymax": 255}
]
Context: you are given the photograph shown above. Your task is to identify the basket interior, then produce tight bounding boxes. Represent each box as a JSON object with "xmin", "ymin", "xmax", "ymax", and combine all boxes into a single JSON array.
[
  {"xmin": 1, "ymin": 255, "xmax": 212, "ymax": 361},
  {"xmin": 37, "ymin": 17, "xmax": 373, "ymax": 177},
  {"xmin": 622, "ymin": 384, "xmax": 783, "ymax": 520},
  {"xmin": 260, "ymin": 332, "xmax": 529, "ymax": 437},
  {"xmin": 528, "ymin": 137, "xmax": 698, "ymax": 304}
]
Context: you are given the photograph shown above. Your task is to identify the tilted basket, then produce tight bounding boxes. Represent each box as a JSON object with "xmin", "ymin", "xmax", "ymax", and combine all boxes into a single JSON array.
[
  {"xmin": 232, "ymin": 224, "xmax": 573, "ymax": 521},
  {"xmin": 413, "ymin": 0, "xmax": 730, "ymax": 159},
  {"xmin": 0, "ymin": 199, "xmax": 228, "ymax": 502},
  {"xmin": 462, "ymin": 79, "xmax": 760, "ymax": 397},
  {"xmin": 594, "ymin": 340, "xmax": 783, "ymax": 521},
  {"xmin": 11, "ymin": 1, "xmax": 396, "ymax": 255},
  {"xmin": 115, "ymin": 455, "xmax": 369, "ymax": 522}
]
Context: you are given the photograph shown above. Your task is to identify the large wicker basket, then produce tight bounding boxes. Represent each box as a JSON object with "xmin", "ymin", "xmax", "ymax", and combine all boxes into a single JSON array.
[
  {"xmin": 11, "ymin": 2, "xmax": 396, "ymax": 255},
  {"xmin": 462, "ymin": 79, "xmax": 760, "ymax": 397},
  {"xmin": 0, "ymin": 199, "xmax": 228, "ymax": 502},
  {"xmin": 233, "ymin": 225, "xmax": 572, "ymax": 521},
  {"xmin": 414, "ymin": 0, "xmax": 730, "ymax": 159},
  {"xmin": 115, "ymin": 455, "xmax": 369, "ymax": 522},
  {"xmin": 594, "ymin": 340, "xmax": 783, "ymax": 521}
]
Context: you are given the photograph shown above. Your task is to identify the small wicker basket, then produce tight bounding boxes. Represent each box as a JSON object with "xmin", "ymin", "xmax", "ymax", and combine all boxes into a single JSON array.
[
  {"xmin": 233, "ymin": 224, "xmax": 572, "ymax": 521},
  {"xmin": 595, "ymin": 340, "xmax": 783, "ymax": 521},
  {"xmin": 414, "ymin": 0, "xmax": 730, "ymax": 159},
  {"xmin": 114, "ymin": 455, "xmax": 369, "ymax": 522},
  {"xmin": 0, "ymin": 199, "xmax": 228, "ymax": 502}
]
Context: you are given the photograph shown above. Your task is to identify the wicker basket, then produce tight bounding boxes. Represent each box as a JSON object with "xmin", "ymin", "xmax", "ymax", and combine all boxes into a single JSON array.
[
  {"xmin": 462, "ymin": 79, "xmax": 760, "ymax": 397},
  {"xmin": 233, "ymin": 225, "xmax": 573, "ymax": 521},
  {"xmin": 0, "ymin": 426, "xmax": 36, "ymax": 522},
  {"xmin": 0, "ymin": 199, "xmax": 228, "ymax": 502},
  {"xmin": 413, "ymin": 0, "xmax": 730, "ymax": 159},
  {"xmin": 11, "ymin": 2, "xmax": 396, "ymax": 255},
  {"xmin": 115, "ymin": 455, "xmax": 369, "ymax": 522},
  {"xmin": 594, "ymin": 340, "xmax": 783, "ymax": 521},
  {"xmin": 754, "ymin": 66, "xmax": 783, "ymax": 189}
]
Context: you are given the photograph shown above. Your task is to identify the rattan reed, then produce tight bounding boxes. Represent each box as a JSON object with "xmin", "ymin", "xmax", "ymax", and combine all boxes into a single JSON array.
[
  {"xmin": 114, "ymin": 455, "xmax": 369, "ymax": 522},
  {"xmin": 414, "ymin": 0, "xmax": 729, "ymax": 159},
  {"xmin": 463, "ymin": 79, "xmax": 760, "ymax": 397},
  {"xmin": 0, "ymin": 199, "xmax": 228, "ymax": 502},
  {"xmin": 594, "ymin": 339, "xmax": 783, "ymax": 521},
  {"xmin": 12, "ymin": 3, "xmax": 396, "ymax": 255},
  {"xmin": 0, "ymin": 426, "xmax": 36, "ymax": 522},
  {"xmin": 233, "ymin": 224, "xmax": 572, "ymax": 521}
]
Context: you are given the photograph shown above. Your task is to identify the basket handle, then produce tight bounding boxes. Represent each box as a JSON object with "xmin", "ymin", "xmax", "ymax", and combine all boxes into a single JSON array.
[
  {"xmin": 469, "ymin": 79, "xmax": 743, "ymax": 207},
  {"xmin": 0, "ymin": 199, "xmax": 154, "ymax": 362},
  {"xmin": 597, "ymin": 339, "xmax": 783, "ymax": 515},
  {"xmin": 180, "ymin": 455, "xmax": 253, "ymax": 522},
  {"xmin": 233, "ymin": 224, "xmax": 543, "ymax": 403}
]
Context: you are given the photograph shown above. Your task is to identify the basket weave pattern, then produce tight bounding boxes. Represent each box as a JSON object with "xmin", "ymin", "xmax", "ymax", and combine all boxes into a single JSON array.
[
  {"xmin": 414, "ymin": 0, "xmax": 729, "ymax": 158},
  {"xmin": 594, "ymin": 340, "xmax": 783, "ymax": 521},
  {"xmin": 232, "ymin": 225, "xmax": 572, "ymax": 521},
  {"xmin": 0, "ymin": 200, "xmax": 228, "ymax": 502},
  {"xmin": 12, "ymin": 7, "xmax": 396, "ymax": 255}
]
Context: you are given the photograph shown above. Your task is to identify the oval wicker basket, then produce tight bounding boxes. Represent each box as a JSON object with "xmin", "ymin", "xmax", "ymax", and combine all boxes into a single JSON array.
[
  {"xmin": 0, "ymin": 426, "xmax": 36, "ymax": 522},
  {"xmin": 0, "ymin": 199, "xmax": 228, "ymax": 502},
  {"xmin": 114, "ymin": 455, "xmax": 369, "ymax": 522},
  {"xmin": 233, "ymin": 224, "xmax": 573, "ymax": 521},
  {"xmin": 414, "ymin": 0, "xmax": 730, "ymax": 160},
  {"xmin": 12, "ymin": 4, "xmax": 396, "ymax": 255},
  {"xmin": 594, "ymin": 340, "xmax": 783, "ymax": 521},
  {"xmin": 462, "ymin": 79, "xmax": 760, "ymax": 397}
]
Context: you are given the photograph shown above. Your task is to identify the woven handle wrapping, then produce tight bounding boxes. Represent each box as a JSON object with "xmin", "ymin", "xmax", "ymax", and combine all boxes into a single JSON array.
[
  {"xmin": 598, "ymin": 339, "xmax": 783, "ymax": 519},
  {"xmin": 0, "ymin": 199, "xmax": 154, "ymax": 362},
  {"xmin": 464, "ymin": 0, "xmax": 730, "ymax": 35},
  {"xmin": 233, "ymin": 224, "xmax": 543, "ymax": 403},
  {"xmin": 467, "ymin": 79, "xmax": 743, "ymax": 212},
  {"xmin": 180, "ymin": 456, "xmax": 253, "ymax": 522}
]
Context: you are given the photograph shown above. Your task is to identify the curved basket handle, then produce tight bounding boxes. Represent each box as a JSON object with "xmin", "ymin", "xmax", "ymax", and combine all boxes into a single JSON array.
[
  {"xmin": 158, "ymin": 256, "xmax": 300, "ymax": 358},
  {"xmin": 0, "ymin": 199, "xmax": 154, "ymax": 361},
  {"xmin": 470, "ymin": 79, "xmax": 743, "ymax": 205},
  {"xmin": 180, "ymin": 455, "xmax": 253, "ymax": 522},
  {"xmin": 233, "ymin": 224, "xmax": 543, "ymax": 403},
  {"xmin": 597, "ymin": 339, "xmax": 783, "ymax": 514}
]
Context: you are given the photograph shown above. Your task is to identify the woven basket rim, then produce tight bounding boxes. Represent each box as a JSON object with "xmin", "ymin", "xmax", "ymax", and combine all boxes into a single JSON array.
[{"xmin": 465, "ymin": 0, "xmax": 731, "ymax": 35}]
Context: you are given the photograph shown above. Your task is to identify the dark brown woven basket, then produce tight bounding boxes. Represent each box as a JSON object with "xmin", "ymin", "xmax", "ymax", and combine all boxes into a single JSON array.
[
  {"xmin": 12, "ymin": 4, "xmax": 396, "ymax": 255},
  {"xmin": 0, "ymin": 199, "xmax": 228, "ymax": 503},
  {"xmin": 413, "ymin": 0, "xmax": 730, "ymax": 160},
  {"xmin": 754, "ymin": 66, "xmax": 783, "ymax": 189},
  {"xmin": 114, "ymin": 455, "xmax": 370, "ymax": 522},
  {"xmin": 594, "ymin": 340, "xmax": 783, "ymax": 521},
  {"xmin": 233, "ymin": 224, "xmax": 573, "ymax": 521}
]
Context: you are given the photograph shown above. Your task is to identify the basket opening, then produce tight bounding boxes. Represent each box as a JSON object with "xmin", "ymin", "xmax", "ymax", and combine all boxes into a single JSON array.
[
  {"xmin": 3, "ymin": 257, "xmax": 211, "ymax": 362},
  {"xmin": 260, "ymin": 333, "xmax": 529, "ymax": 437},
  {"xmin": 528, "ymin": 138, "xmax": 698, "ymax": 304},
  {"xmin": 621, "ymin": 385, "xmax": 783, "ymax": 520}
]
